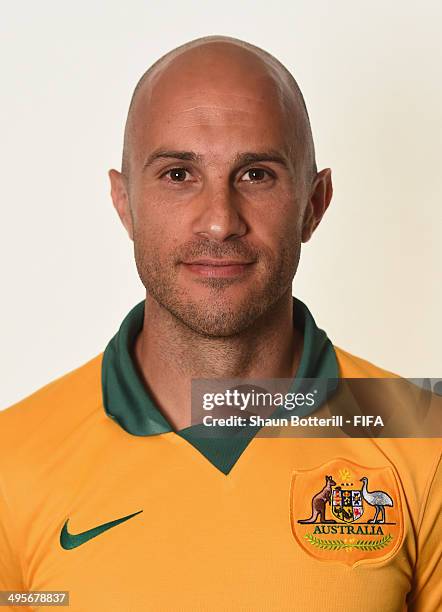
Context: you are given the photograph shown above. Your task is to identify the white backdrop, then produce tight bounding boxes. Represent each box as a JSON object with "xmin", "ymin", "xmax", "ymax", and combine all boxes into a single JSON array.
[{"xmin": 1, "ymin": 1, "xmax": 441, "ymax": 409}]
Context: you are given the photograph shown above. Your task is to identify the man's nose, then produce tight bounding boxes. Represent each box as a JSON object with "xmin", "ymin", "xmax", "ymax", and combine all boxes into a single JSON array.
[{"xmin": 191, "ymin": 183, "xmax": 248, "ymax": 242}]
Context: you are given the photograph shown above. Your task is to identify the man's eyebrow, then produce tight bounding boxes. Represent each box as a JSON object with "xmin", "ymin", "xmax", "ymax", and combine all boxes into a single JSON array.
[
  {"xmin": 232, "ymin": 151, "xmax": 291, "ymax": 170},
  {"xmin": 143, "ymin": 150, "xmax": 202, "ymax": 169}
]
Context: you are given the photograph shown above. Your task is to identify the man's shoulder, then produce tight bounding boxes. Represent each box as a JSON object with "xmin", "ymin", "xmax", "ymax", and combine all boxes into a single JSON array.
[
  {"xmin": 0, "ymin": 353, "xmax": 104, "ymax": 449},
  {"xmin": 333, "ymin": 344, "xmax": 441, "ymax": 443},
  {"xmin": 333, "ymin": 345, "xmax": 400, "ymax": 378}
]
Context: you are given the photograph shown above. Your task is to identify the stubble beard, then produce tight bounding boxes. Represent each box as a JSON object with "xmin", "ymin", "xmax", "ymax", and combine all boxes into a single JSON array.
[{"xmin": 133, "ymin": 238, "xmax": 301, "ymax": 338}]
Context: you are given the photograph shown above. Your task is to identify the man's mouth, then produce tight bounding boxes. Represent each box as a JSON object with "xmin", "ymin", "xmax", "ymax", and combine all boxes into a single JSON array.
[{"xmin": 180, "ymin": 259, "xmax": 256, "ymax": 278}]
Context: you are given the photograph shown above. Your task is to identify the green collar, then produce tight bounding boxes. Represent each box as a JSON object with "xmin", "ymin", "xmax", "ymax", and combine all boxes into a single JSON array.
[{"xmin": 102, "ymin": 297, "xmax": 338, "ymax": 474}]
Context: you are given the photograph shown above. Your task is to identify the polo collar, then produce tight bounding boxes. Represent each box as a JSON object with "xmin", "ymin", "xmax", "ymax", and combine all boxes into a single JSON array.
[{"xmin": 102, "ymin": 297, "xmax": 338, "ymax": 474}]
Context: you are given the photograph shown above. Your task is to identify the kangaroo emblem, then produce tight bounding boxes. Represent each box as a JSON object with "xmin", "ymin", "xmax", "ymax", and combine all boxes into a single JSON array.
[{"xmin": 298, "ymin": 475, "xmax": 337, "ymax": 524}]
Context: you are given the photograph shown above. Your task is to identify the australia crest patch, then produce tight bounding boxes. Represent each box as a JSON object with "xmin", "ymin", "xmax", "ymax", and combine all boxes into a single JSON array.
[{"xmin": 290, "ymin": 458, "xmax": 404, "ymax": 567}]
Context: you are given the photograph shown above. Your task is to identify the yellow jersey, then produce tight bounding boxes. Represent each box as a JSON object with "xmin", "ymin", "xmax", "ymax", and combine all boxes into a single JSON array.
[{"xmin": 0, "ymin": 298, "xmax": 440, "ymax": 611}]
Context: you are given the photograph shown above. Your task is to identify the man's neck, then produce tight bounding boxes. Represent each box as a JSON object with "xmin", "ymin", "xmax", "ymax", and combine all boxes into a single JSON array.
[{"xmin": 133, "ymin": 289, "xmax": 303, "ymax": 430}]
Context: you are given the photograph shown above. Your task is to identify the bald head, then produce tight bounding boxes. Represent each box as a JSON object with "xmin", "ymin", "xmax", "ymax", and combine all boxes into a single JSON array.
[{"xmin": 121, "ymin": 35, "xmax": 317, "ymax": 183}]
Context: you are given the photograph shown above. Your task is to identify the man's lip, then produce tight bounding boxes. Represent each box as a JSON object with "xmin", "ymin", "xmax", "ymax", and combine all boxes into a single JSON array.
[
  {"xmin": 181, "ymin": 259, "xmax": 255, "ymax": 266},
  {"xmin": 180, "ymin": 259, "xmax": 256, "ymax": 279}
]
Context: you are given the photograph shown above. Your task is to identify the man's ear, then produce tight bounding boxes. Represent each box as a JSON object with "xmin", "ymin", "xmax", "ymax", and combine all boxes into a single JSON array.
[
  {"xmin": 301, "ymin": 168, "xmax": 333, "ymax": 243},
  {"xmin": 108, "ymin": 169, "xmax": 134, "ymax": 240}
]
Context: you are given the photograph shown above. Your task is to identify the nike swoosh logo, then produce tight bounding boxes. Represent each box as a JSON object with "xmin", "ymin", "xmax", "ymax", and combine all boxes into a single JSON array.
[{"xmin": 60, "ymin": 510, "xmax": 143, "ymax": 550}]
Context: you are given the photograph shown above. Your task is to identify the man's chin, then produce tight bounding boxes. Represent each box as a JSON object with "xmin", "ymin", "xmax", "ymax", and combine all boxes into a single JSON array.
[
  {"xmin": 145, "ymin": 275, "xmax": 285, "ymax": 337},
  {"xmin": 164, "ymin": 297, "xmax": 264, "ymax": 338}
]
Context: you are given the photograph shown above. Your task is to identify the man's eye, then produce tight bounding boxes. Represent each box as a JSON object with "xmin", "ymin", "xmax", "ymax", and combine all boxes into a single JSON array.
[
  {"xmin": 163, "ymin": 168, "xmax": 191, "ymax": 182},
  {"xmin": 240, "ymin": 168, "xmax": 271, "ymax": 182}
]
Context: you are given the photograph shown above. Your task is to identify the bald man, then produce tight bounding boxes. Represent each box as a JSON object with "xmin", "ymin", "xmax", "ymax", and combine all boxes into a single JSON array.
[{"xmin": 0, "ymin": 36, "xmax": 440, "ymax": 612}]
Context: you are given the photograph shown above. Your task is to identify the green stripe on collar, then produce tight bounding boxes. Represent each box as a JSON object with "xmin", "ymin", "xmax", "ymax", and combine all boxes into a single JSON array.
[{"xmin": 102, "ymin": 297, "xmax": 338, "ymax": 473}]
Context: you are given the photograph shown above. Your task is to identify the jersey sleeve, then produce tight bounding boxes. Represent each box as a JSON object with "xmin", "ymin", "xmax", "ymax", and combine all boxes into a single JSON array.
[{"xmin": 408, "ymin": 452, "xmax": 442, "ymax": 611}]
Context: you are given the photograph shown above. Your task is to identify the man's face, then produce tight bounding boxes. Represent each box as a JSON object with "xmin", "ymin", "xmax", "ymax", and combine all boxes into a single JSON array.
[{"xmin": 112, "ymin": 53, "xmax": 316, "ymax": 337}]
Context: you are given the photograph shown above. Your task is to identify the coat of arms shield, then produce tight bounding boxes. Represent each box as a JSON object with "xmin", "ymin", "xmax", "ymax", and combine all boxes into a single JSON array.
[{"xmin": 331, "ymin": 487, "xmax": 364, "ymax": 523}]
